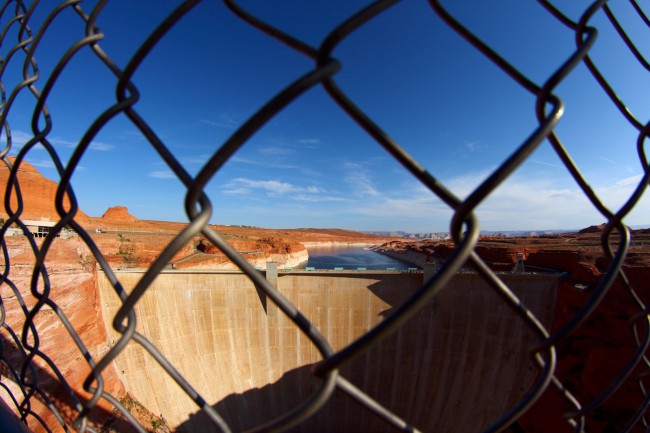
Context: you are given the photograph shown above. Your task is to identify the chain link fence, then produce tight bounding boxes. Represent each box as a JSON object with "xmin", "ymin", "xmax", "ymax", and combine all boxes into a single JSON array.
[{"xmin": 0, "ymin": 0, "xmax": 649, "ymax": 432}]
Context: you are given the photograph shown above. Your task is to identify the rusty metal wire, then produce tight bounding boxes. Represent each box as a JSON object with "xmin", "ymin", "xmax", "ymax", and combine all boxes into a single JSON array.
[{"xmin": 0, "ymin": 0, "xmax": 648, "ymax": 432}]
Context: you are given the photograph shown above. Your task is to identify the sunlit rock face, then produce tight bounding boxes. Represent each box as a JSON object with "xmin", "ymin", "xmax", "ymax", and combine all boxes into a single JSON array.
[{"xmin": 0, "ymin": 158, "xmax": 90, "ymax": 222}]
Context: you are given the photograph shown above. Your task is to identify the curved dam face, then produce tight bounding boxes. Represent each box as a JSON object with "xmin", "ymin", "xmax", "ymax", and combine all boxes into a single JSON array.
[{"xmin": 98, "ymin": 270, "xmax": 557, "ymax": 432}]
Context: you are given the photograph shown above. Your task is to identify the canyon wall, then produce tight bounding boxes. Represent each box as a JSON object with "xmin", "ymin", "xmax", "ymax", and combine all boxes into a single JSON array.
[
  {"xmin": 0, "ymin": 237, "xmax": 124, "ymax": 432},
  {"xmin": 0, "ymin": 159, "xmax": 90, "ymax": 223}
]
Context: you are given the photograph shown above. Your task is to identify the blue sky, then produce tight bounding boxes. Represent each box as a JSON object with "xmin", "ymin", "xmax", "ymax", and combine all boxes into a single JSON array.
[{"xmin": 4, "ymin": 0, "xmax": 650, "ymax": 232}]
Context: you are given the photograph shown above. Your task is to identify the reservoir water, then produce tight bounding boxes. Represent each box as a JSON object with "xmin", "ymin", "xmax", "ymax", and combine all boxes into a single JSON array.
[{"xmin": 305, "ymin": 245, "xmax": 415, "ymax": 270}]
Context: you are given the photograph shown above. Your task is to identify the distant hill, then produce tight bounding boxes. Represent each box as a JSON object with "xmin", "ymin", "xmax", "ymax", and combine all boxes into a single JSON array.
[{"xmin": 366, "ymin": 229, "xmax": 578, "ymax": 239}]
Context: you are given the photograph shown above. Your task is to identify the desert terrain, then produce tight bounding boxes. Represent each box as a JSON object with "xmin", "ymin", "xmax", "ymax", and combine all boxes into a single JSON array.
[{"xmin": 1, "ymin": 159, "xmax": 649, "ymax": 432}]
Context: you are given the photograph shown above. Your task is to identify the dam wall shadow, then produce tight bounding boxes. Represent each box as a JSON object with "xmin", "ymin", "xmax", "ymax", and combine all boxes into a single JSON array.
[{"xmin": 98, "ymin": 270, "xmax": 557, "ymax": 432}]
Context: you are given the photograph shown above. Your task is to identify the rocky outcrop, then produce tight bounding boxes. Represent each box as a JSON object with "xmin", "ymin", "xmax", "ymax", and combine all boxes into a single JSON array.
[
  {"xmin": 188, "ymin": 238, "xmax": 308, "ymax": 269},
  {"xmin": 0, "ymin": 237, "xmax": 149, "ymax": 432},
  {"xmin": 0, "ymin": 158, "xmax": 90, "ymax": 222},
  {"xmin": 579, "ymin": 223, "xmax": 606, "ymax": 234},
  {"xmin": 100, "ymin": 206, "xmax": 138, "ymax": 223},
  {"xmin": 267, "ymin": 249, "xmax": 309, "ymax": 268},
  {"xmin": 369, "ymin": 248, "xmax": 424, "ymax": 267}
]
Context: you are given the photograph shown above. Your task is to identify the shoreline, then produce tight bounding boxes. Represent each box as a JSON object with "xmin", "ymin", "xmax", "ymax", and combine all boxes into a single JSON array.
[
  {"xmin": 301, "ymin": 241, "xmax": 380, "ymax": 248},
  {"xmin": 370, "ymin": 247, "xmax": 426, "ymax": 268}
]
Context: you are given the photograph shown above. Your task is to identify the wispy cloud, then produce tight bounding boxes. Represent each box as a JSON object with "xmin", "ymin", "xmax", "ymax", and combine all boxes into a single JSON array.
[
  {"xmin": 292, "ymin": 194, "xmax": 348, "ymax": 202},
  {"xmin": 2, "ymin": 130, "xmax": 43, "ymax": 154},
  {"xmin": 230, "ymin": 155, "xmax": 300, "ymax": 170},
  {"xmin": 228, "ymin": 179, "xmax": 294, "ymax": 195},
  {"xmin": 149, "ymin": 170, "xmax": 176, "ymax": 179},
  {"xmin": 259, "ymin": 146, "xmax": 295, "ymax": 156},
  {"xmin": 465, "ymin": 140, "xmax": 485, "ymax": 151},
  {"xmin": 89, "ymin": 141, "xmax": 114, "ymax": 151},
  {"xmin": 2, "ymin": 132, "xmax": 115, "ymax": 152},
  {"xmin": 530, "ymin": 159, "xmax": 562, "ymax": 168},
  {"xmin": 53, "ymin": 137, "xmax": 115, "ymax": 151},
  {"xmin": 600, "ymin": 156, "xmax": 636, "ymax": 174},
  {"xmin": 3, "ymin": 130, "xmax": 32, "ymax": 146},
  {"xmin": 182, "ymin": 154, "xmax": 210, "ymax": 165},
  {"xmin": 223, "ymin": 177, "xmax": 346, "ymax": 202},
  {"xmin": 338, "ymin": 169, "xmax": 650, "ymax": 230},
  {"xmin": 296, "ymin": 138, "xmax": 320, "ymax": 144},
  {"xmin": 214, "ymin": 169, "xmax": 650, "ymax": 231},
  {"xmin": 24, "ymin": 158, "xmax": 56, "ymax": 169},
  {"xmin": 200, "ymin": 112, "xmax": 239, "ymax": 129},
  {"xmin": 343, "ymin": 162, "xmax": 380, "ymax": 196},
  {"xmin": 49, "ymin": 137, "xmax": 76, "ymax": 147},
  {"xmin": 614, "ymin": 174, "xmax": 643, "ymax": 187}
]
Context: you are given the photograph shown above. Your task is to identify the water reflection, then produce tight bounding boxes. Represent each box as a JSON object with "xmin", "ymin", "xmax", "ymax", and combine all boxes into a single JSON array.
[{"xmin": 306, "ymin": 245, "xmax": 414, "ymax": 270}]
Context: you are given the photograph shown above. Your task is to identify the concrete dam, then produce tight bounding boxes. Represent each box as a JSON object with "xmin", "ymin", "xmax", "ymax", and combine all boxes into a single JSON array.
[{"xmin": 98, "ymin": 269, "xmax": 557, "ymax": 432}]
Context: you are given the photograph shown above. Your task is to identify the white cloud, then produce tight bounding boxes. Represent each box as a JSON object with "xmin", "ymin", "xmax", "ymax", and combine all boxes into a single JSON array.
[
  {"xmin": 600, "ymin": 156, "xmax": 636, "ymax": 174},
  {"xmin": 222, "ymin": 177, "xmax": 344, "ymax": 202},
  {"xmin": 1, "ymin": 130, "xmax": 32, "ymax": 146},
  {"xmin": 200, "ymin": 113, "xmax": 238, "ymax": 129},
  {"xmin": 214, "ymin": 168, "xmax": 650, "ymax": 231},
  {"xmin": 530, "ymin": 159, "xmax": 562, "ymax": 168},
  {"xmin": 343, "ymin": 162, "xmax": 380, "ymax": 196},
  {"xmin": 53, "ymin": 138, "xmax": 115, "ymax": 151},
  {"xmin": 333, "ymin": 169, "xmax": 650, "ymax": 231},
  {"xmin": 89, "ymin": 141, "xmax": 115, "ymax": 151},
  {"xmin": 24, "ymin": 159, "xmax": 56, "ymax": 169},
  {"xmin": 49, "ymin": 137, "xmax": 76, "ymax": 147},
  {"xmin": 230, "ymin": 155, "xmax": 299, "ymax": 170},
  {"xmin": 1, "ymin": 130, "xmax": 44, "ymax": 154},
  {"xmin": 613, "ymin": 174, "xmax": 643, "ymax": 187},
  {"xmin": 296, "ymin": 138, "xmax": 320, "ymax": 144},
  {"xmin": 2, "ymin": 132, "xmax": 115, "ymax": 152},
  {"xmin": 292, "ymin": 194, "xmax": 348, "ymax": 202},
  {"xmin": 149, "ymin": 170, "xmax": 176, "ymax": 179},
  {"xmin": 182, "ymin": 154, "xmax": 209, "ymax": 165},
  {"xmin": 259, "ymin": 146, "xmax": 294, "ymax": 156},
  {"xmin": 465, "ymin": 140, "xmax": 485, "ymax": 151},
  {"xmin": 233, "ymin": 179, "xmax": 294, "ymax": 195}
]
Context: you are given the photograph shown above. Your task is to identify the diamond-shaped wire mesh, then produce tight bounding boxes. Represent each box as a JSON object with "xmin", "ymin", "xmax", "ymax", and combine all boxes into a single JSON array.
[{"xmin": 0, "ymin": 1, "xmax": 649, "ymax": 432}]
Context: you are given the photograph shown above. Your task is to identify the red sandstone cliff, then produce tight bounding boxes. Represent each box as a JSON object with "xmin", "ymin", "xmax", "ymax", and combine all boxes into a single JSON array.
[
  {"xmin": 0, "ymin": 237, "xmax": 169, "ymax": 433},
  {"xmin": 101, "ymin": 206, "xmax": 138, "ymax": 224},
  {"xmin": 0, "ymin": 158, "xmax": 90, "ymax": 223}
]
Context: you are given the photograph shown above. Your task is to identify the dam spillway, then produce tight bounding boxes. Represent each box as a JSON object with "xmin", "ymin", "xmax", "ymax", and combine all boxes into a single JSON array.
[{"xmin": 98, "ymin": 270, "xmax": 557, "ymax": 432}]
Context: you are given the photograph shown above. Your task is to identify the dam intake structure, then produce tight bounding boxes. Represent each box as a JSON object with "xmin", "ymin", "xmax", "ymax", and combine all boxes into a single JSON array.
[{"xmin": 98, "ymin": 269, "xmax": 557, "ymax": 432}]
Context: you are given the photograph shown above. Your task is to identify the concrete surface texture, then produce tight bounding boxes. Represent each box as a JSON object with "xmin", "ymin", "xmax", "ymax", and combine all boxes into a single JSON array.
[{"xmin": 98, "ymin": 270, "xmax": 557, "ymax": 432}]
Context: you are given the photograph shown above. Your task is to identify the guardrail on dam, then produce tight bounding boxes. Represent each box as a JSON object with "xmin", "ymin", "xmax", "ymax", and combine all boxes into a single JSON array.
[{"xmin": 97, "ymin": 269, "xmax": 557, "ymax": 432}]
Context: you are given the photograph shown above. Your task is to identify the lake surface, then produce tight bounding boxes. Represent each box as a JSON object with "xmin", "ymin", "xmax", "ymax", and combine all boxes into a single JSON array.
[{"xmin": 306, "ymin": 245, "xmax": 415, "ymax": 270}]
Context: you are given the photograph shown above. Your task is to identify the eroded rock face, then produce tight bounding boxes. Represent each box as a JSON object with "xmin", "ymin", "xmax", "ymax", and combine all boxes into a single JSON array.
[
  {"xmin": 1, "ymin": 237, "xmax": 123, "ymax": 432},
  {"xmin": 100, "ymin": 206, "xmax": 138, "ymax": 223},
  {"xmin": 192, "ymin": 238, "xmax": 308, "ymax": 269},
  {"xmin": 0, "ymin": 158, "xmax": 90, "ymax": 222},
  {"xmin": 196, "ymin": 239, "xmax": 219, "ymax": 255},
  {"xmin": 1, "ymin": 236, "xmax": 170, "ymax": 433}
]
